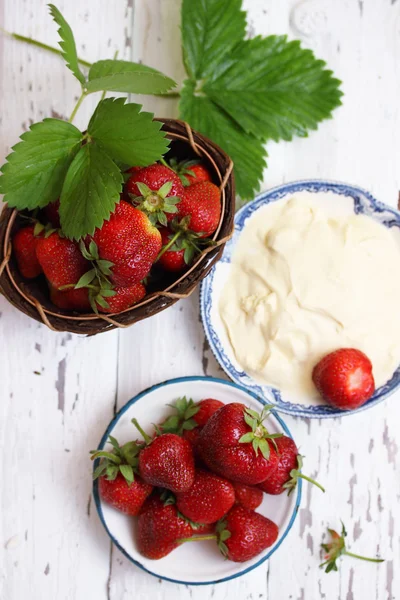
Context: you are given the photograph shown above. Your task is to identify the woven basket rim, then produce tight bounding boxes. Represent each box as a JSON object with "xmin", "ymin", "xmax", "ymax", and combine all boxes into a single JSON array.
[{"xmin": 1, "ymin": 120, "xmax": 234, "ymax": 325}]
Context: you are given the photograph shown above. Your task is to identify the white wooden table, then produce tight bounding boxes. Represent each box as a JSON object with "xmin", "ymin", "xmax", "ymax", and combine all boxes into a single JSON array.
[{"xmin": 1, "ymin": 1, "xmax": 399, "ymax": 598}]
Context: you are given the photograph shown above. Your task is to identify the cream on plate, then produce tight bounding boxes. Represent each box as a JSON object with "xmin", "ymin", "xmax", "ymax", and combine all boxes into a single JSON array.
[{"xmin": 219, "ymin": 194, "xmax": 400, "ymax": 398}]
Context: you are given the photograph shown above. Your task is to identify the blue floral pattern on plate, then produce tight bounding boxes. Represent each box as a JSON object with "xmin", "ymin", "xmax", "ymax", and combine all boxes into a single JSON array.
[{"xmin": 200, "ymin": 180, "xmax": 400, "ymax": 418}]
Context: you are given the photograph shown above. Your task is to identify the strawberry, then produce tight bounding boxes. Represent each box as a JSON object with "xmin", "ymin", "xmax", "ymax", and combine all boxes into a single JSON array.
[
  {"xmin": 137, "ymin": 495, "xmax": 193, "ymax": 559},
  {"xmin": 92, "ymin": 200, "xmax": 161, "ymax": 287},
  {"xmin": 97, "ymin": 282, "xmax": 146, "ymax": 314},
  {"xmin": 132, "ymin": 419, "xmax": 195, "ymax": 493},
  {"xmin": 312, "ymin": 348, "xmax": 375, "ymax": 410},
  {"xmin": 98, "ymin": 473, "xmax": 152, "ymax": 516},
  {"xmin": 160, "ymin": 397, "xmax": 224, "ymax": 436},
  {"xmin": 35, "ymin": 232, "xmax": 89, "ymax": 289},
  {"xmin": 176, "ymin": 469, "xmax": 235, "ymax": 524},
  {"xmin": 232, "ymin": 482, "xmax": 263, "ymax": 510},
  {"xmin": 42, "ymin": 199, "xmax": 61, "ymax": 228},
  {"xmin": 197, "ymin": 403, "xmax": 280, "ymax": 485},
  {"xmin": 193, "ymin": 398, "xmax": 224, "ymax": 426},
  {"xmin": 12, "ymin": 225, "xmax": 42, "ymax": 279},
  {"xmin": 169, "ymin": 158, "xmax": 212, "ymax": 187},
  {"xmin": 157, "ymin": 227, "xmax": 196, "ymax": 272},
  {"xmin": 91, "ymin": 435, "xmax": 152, "ymax": 516},
  {"xmin": 50, "ymin": 285, "xmax": 91, "ymax": 312},
  {"xmin": 126, "ymin": 164, "xmax": 183, "ymax": 226},
  {"xmin": 176, "ymin": 181, "xmax": 221, "ymax": 237},
  {"xmin": 258, "ymin": 436, "xmax": 325, "ymax": 495},
  {"xmin": 215, "ymin": 505, "xmax": 279, "ymax": 562}
]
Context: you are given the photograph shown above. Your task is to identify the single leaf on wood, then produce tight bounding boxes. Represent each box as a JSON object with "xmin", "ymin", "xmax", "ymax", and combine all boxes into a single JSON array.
[
  {"xmin": 0, "ymin": 119, "xmax": 83, "ymax": 209},
  {"xmin": 59, "ymin": 143, "xmax": 123, "ymax": 240},
  {"xmin": 48, "ymin": 4, "xmax": 86, "ymax": 85},
  {"xmin": 86, "ymin": 60, "xmax": 176, "ymax": 95}
]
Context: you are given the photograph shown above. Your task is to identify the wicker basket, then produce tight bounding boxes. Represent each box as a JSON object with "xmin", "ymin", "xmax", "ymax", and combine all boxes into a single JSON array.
[{"xmin": 0, "ymin": 119, "xmax": 235, "ymax": 335}]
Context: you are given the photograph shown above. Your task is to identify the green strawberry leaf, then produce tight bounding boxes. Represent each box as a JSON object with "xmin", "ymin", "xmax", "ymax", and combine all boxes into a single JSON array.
[
  {"xmin": 0, "ymin": 119, "xmax": 82, "ymax": 209},
  {"xmin": 88, "ymin": 98, "xmax": 170, "ymax": 167},
  {"xmin": 179, "ymin": 81, "xmax": 266, "ymax": 200},
  {"xmin": 239, "ymin": 432, "xmax": 254, "ymax": 444},
  {"xmin": 181, "ymin": 0, "xmax": 246, "ymax": 80},
  {"xmin": 180, "ymin": 0, "xmax": 342, "ymax": 199},
  {"xmin": 119, "ymin": 464, "xmax": 134, "ymax": 485},
  {"xmin": 86, "ymin": 60, "xmax": 176, "ymax": 95},
  {"xmin": 205, "ymin": 36, "xmax": 343, "ymax": 142},
  {"xmin": 181, "ymin": 418, "xmax": 198, "ymax": 431},
  {"xmin": 75, "ymin": 269, "xmax": 97, "ymax": 289},
  {"xmin": 93, "ymin": 463, "xmax": 107, "ymax": 480},
  {"xmin": 59, "ymin": 143, "xmax": 123, "ymax": 240},
  {"xmin": 48, "ymin": 4, "xmax": 86, "ymax": 85}
]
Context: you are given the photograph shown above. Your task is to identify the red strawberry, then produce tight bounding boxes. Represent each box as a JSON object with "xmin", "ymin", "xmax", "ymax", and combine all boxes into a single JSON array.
[
  {"xmin": 126, "ymin": 164, "xmax": 183, "ymax": 226},
  {"xmin": 157, "ymin": 227, "xmax": 186, "ymax": 272},
  {"xmin": 216, "ymin": 505, "xmax": 278, "ymax": 562},
  {"xmin": 194, "ymin": 398, "xmax": 224, "ymax": 426},
  {"xmin": 312, "ymin": 348, "xmax": 375, "ymax": 410},
  {"xmin": 197, "ymin": 403, "xmax": 280, "ymax": 485},
  {"xmin": 233, "ymin": 482, "xmax": 263, "ymax": 510},
  {"xmin": 91, "ymin": 436, "xmax": 152, "ymax": 516},
  {"xmin": 93, "ymin": 201, "xmax": 161, "ymax": 287},
  {"xmin": 36, "ymin": 232, "xmax": 89, "ymax": 289},
  {"xmin": 184, "ymin": 164, "xmax": 212, "ymax": 186},
  {"xmin": 97, "ymin": 282, "xmax": 146, "ymax": 314},
  {"xmin": 99, "ymin": 473, "xmax": 152, "ymax": 516},
  {"xmin": 169, "ymin": 158, "xmax": 212, "ymax": 187},
  {"xmin": 42, "ymin": 199, "xmax": 61, "ymax": 228},
  {"xmin": 258, "ymin": 436, "xmax": 324, "ymax": 495},
  {"xmin": 176, "ymin": 469, "xmax": 235, "ymax": 524},
  {"xmin": 13, "ymin": 225, "xmax": 42, "ymax": 279},
  {"xmin": 132, "ymin": 419, "xmax": 195, "ymax": 493},
  {"xmin": 50, "ymin": 285, "xmax": 91, "ymax": 312},
  {"xmin": 176, "ymin": 181, "xmax": 221, "ymax": 237},
  {"xmin": 137, "ymin": 495, "xmax": 193, "ymax": 559}
]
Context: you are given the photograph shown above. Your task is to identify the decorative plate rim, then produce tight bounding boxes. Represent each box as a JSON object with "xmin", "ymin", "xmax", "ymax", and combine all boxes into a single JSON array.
[
  {"xmin": 92, "ymin": 375, "xmax": 302, "ymax": 585},
  {"xmin": 200, "ymin": 179, "xmax": 400, "ymax": 419}
]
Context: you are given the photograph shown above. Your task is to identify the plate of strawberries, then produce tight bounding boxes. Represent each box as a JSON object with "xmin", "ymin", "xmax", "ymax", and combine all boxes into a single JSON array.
[{"xmin": 91, "ymin": 376, "xmax": 311, "ymax": 585}]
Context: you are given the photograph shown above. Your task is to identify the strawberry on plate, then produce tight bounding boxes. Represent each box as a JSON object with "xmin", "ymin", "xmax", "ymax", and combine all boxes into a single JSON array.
[
  {"xmin": 137, "ymin": 495, "xmax": 193, "ymax": 559},
  {"xmin": 215, "ymin": 505, "xmax": 279, "ymax": 562},
  {"xmin": 258, "ymin": 436, "xmax": 324, "ymax": 495},
  {"xmin": 176, "ymin": 469, "xmax": 235, "ymax": 524},
  {"xmin": 232, "ymin": 482, "xmax": 263, "ymax": 510},
  {"xmin": 197, "ymin": 403, "xmax": 280, "ymax": 485},
  {"xmin": 312, "ymin": 348, "xmax": 375, "ymax": 410},
  {"xmin": 132, "ymin": 418, "xmax": 195, "ymax": 493},
  {"xmin": 12, "ymin": 225, "xmax": 42, "ymax": 279},
  {"xmin": 126, "ymin": 164, "xmax": 184, "ymax": 226},
  {"xmin": 91, "ymin": 435, "xmax": 152, "ymax": 516}
]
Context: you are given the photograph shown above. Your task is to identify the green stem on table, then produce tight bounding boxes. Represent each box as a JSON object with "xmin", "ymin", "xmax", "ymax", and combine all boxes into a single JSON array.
[
  {"xmin": 298, "ymin": 473, "xmax": 326, "ymax": 493},
  {"xmin": 0, "ymin": 28, "xmax": 92, "ymax": 68},
  {"xmin": 344, "ymin": 551, "xmax": 384, "ymax": 564},
  {"xmin": 156, "ymin": 231, "xmax": 181, "ymax": 262},
  {"xmin": 69, "ymin": 91, "xmax": 87, "ymax": 123},
  {"xmin": 178, "ymin": 535, "xmax": 217, "ymax": 544}
]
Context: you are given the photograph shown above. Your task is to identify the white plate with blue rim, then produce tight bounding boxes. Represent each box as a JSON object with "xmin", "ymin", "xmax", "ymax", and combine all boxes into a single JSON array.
[
  {"xmin": 93, "ymin": 376, "xmax": 301, "ymax": 585},
  {"xmin": 200, "ymin": 180, "xmax": 400, "ymax": 419}
]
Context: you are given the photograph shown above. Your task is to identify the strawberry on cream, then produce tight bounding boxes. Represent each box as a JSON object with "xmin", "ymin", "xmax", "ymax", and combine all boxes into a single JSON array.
[{"xmin": 219, "ymin": 194, "xmax": 400, "ymax": 399}]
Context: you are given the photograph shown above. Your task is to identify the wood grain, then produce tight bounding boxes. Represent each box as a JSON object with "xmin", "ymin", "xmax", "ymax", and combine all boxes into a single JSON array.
[{"xmin": 1, "ymin": 0, "xmax": 399, "ymax": 598}]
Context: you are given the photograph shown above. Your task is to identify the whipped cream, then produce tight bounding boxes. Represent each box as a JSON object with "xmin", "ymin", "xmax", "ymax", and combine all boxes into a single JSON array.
[{"xmin": 219, "ymin": 194, "xmax": 400, "ymax": 398}]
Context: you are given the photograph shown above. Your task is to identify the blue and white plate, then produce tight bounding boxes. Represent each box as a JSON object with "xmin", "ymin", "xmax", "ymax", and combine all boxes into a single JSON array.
[
  {"xmin": 200, "ymin": 180, "xmax": 400, "ymax": 418},
  {"xmin": 93, "ymin": 376, "xmax": 301, "ymax": 585}
]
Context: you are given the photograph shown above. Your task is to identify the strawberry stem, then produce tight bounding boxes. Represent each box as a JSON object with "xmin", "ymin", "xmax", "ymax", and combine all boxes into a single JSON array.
[
  {"xmin": 131, "ymin": 418, "xmax": 152, "ymax": 445},
  {"xmin": 156, "ymin": 231, "xmax": 181, "ymax": 262},
  {"xmin": 69, "ymin": 91, "xmax": 87, "ymax": 123},
  {"xmin": 178, "ymin": 535, "xmax": 217, "ymax": 544},
  {"xmin": 0, "ymin": 28, "xmax": 92, "ymax": 67},
  {"xmin": 344, "ymin": 551, "xmax": 384, "ymax": 563},
  {"xmin": 298, "ymin": 473, "xmax": 326, "ymax": 493}
]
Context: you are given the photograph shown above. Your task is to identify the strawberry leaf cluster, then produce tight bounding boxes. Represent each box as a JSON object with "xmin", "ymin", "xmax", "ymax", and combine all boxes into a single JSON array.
[
  {"xmin": 179, "ymin": 0, "xmax": 343, "ymax": 199},
  {"xmin": 0, "ymin": 5, "xmax": 176, "ymax": 240}
]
